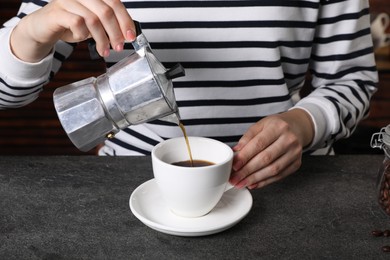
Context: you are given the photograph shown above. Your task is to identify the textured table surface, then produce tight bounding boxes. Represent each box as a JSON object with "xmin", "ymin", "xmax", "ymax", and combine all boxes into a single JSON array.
[{"xmin": 0, "ymin": 155, "xmax": 389, "ymax": 259}]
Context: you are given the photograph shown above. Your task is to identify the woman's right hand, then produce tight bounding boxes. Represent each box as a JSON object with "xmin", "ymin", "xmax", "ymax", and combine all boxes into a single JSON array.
[{"xmin": 10, "ymin": 0, "xmax": 136, "ymax": 62}]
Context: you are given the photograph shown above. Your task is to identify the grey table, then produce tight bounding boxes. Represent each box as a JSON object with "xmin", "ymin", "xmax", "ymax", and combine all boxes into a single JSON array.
[{"xmin": 0, "ymin": 155, "xmax": 389, "ymax": 259}]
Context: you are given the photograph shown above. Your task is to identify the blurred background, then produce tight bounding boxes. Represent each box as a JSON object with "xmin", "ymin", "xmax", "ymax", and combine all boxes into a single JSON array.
[{"xmin": 0, "ymin": 0, "xmax": 389, "ymax": 155}]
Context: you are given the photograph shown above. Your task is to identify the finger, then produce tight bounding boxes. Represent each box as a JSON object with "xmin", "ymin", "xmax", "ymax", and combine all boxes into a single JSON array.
[
  {"xmin": 247, "ymin": 156, "xmax": 302, "ymax": 189},
  {"xmin": 30, "ymin": 3, "xmax": 91, "ymax": 44},
  {"xmin": 85, "ymin": 0, "xmax": 132, "ymax": 51},
  {"xmin": 235, "ymin": 149, "xmax": 301, "ymax": 189},
  {"xmin": 102, "ymin": 0, "xmax": 136, "ymax": 41},
  {"xmin": 233, "ymin": 123, "xmax": 262, "ymax": 152},
  {"xmin": 59, "ymin": 11, "xmax": 91, "ymax": 42},
  {"xmin": 232, "ymin": 124, "xmax": 279, "ymax": 171},
  {"xmin": 60, "ymin": 0, "xmax": 111, "ymax": 56},
  {"xmin": 230, "ymin": 136, "xmax": 287, "ymax": 187}
]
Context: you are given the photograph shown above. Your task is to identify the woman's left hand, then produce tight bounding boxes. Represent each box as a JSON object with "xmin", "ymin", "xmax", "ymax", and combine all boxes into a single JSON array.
[{"xmin": 229, "ymin": 108, "xmax": 314, "ymax": 189}]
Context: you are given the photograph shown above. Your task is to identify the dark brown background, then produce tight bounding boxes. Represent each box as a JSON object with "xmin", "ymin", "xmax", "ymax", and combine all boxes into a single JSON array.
[{"xmin": 0, "ymin": 0, "xmax": 389, "ymax": 155}]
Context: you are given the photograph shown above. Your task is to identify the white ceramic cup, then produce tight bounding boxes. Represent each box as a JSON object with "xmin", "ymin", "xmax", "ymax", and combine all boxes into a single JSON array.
[
  {"xmin": 151, "ymin": 136, "xmax": 234, "ymax": 218},
  {"xmin": 371, "ymin": 13, "xmax": 390, "ymax": 49}
]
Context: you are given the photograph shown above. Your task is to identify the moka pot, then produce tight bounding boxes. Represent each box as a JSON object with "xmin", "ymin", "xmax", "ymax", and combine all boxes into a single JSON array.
[{"xmin": 53, "ymin": 21, "xmax": 185, "ymax": 152}]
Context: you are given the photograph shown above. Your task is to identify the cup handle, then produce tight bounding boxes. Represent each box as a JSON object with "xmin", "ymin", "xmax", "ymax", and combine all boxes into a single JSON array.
[
  {"xmin": 133, "ymin": 20, "xmax": 143, "ymax": 37},
  {"xmin": 380, "ymin": 13, "xmax": 390, "ymax": 29}
]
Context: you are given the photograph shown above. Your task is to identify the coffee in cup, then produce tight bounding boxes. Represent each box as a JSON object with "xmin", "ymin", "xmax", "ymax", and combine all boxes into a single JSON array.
[{"xmin": 171, "ymin": 159, "xmax": 214, "ymax": 167}]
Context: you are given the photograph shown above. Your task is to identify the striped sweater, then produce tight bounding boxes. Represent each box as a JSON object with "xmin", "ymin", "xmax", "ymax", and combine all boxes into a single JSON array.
[{"xmin": 0, "ymin": 0, "xmax": 378, "ymax": 155}]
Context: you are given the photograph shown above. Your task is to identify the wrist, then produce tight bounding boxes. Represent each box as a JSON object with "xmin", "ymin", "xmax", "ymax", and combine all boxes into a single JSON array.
[
  {"xmin": 281, "ymin": 108, "xmax": 315, "ymax": 148},
  {"xmin": 10, "ymin": 17, "xmax": 54, "ymax": 63}
]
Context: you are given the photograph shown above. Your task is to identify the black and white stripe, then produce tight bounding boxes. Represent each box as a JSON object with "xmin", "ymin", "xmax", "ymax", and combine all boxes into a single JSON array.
[{"xmin": 0, "ymin": 0, "xmax": 378, "ymax": 155}]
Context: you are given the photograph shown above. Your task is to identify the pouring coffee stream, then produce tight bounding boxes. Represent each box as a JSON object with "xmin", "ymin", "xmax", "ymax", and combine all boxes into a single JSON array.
[{"xmin": 179, "ymin": 122, "xmax": 194, "ymax": 167}]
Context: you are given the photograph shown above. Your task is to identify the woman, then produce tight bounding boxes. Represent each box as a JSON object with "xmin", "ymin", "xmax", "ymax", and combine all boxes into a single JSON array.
[{"xmin": 0, "ymin": 0, "xmax": 378, "ymax": 189}]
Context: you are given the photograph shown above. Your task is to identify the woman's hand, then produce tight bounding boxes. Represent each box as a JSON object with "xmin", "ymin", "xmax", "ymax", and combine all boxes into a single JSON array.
[
  {"xmin": 229, "ymin": 108, "xmax": 314, "ymax": 189},
  {"xmin": 10, "ymin": 0, "xmax": 136, "ymax": 62}
]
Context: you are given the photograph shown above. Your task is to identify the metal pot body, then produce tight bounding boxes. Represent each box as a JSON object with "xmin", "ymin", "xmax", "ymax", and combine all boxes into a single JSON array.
[{"xmin": 53, "ymin": 22, "xmax": 183, "ymax": 151}]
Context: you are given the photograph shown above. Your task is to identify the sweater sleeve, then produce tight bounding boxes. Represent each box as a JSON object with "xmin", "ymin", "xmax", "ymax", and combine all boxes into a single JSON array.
[
  {"xmin": 0, "ymin": 0, "xmax": 76, "ymax": 109},
  {"xmin": 0, "ymin": 26, "xmax": 53, "ymax": 108},
  {"xmin": 294, "ymin": 0, "xmax": 378, "ymax": 150}
]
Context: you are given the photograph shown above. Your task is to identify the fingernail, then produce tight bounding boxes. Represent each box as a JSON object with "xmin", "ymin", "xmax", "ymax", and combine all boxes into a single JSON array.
[
  {"xmin": 235, "ymin": 180, "xmax": 247, "ymax": 189},
  {"xmin": 115, "ymin": 43, "xmax": 124, "ymax": 52},
  {"xmin": 229, "ymin": 177, "xmax": 238, "ymax": 186},
  {"xmin": 103, "ymin": 48, "xmax": 110, "ymax": 57},
  {"xmin": 233, "ymin": 160, "xmax": 243, "ymax": 171},
  {"xmin": 126, "ymin": 29, "xmax": 136, "ymax": 41},
  {"xmin": 233, "ymin": 143, "xmax": 242, "ymax": 151},
  {"xmin": 229, "ymin": 173, "xmax": 241, "ymax": 186}
]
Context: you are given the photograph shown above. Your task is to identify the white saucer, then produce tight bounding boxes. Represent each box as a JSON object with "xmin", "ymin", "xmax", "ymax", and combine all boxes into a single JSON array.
[{"xmin": 129, "ymin": 179, "xmax": 253, "ymax": 237}]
